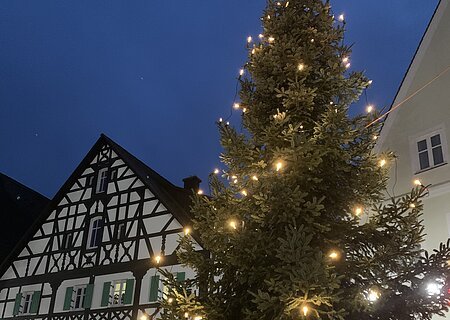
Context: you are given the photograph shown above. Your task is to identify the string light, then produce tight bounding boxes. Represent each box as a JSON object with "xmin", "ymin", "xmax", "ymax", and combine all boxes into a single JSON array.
[
  {"xmin": 226, "ymin": 121, "xmax": 230, "ymax": 125},
  {"xmin": 242, "ymin": 107, "xmax": 247, "ymax": 113},
  {"xmin": 194, "ymin": 317, "xmax": 203, "ymax": 320},
  {"xmin": 168, "ymin": 297, "xmax": 173, "ymax": 304},
  {"xmin": 338, "ymin": 14, "xmax": 345, "ymax": 22},
  {"xmin": 241, "ymin": 190, "xmax": 248, "ymax": 196},
  {"xmin": 368, "ymin": 80, "xmax": 373, "ymax": 85},
  {"xmin": 268, "ymin": 36, "xmax": 275, "ymax": 43},
  {"xmin": 239, "ymin": 69, "xmax": 244, "ymax": 76},
  {"xmin": 155, "ymin": 255, "xmax": 162, "ymax": 264},
  {"xmin": 251, "ymin": 48, "xmax": 256, "ymax": 55},
  {"xmin": 342, "ymin": 57, "xmax": 349, "ymax": 63},
  {"xmin": 197, "ymin": 189, "xmax": 204, "ymax": 195},
  {"xmin": 345, "ymin": 62, "xmax": 351, "ymax": 69},
  {"xmin": 354, "ymin": 207, "xmax": 363, "ymax": 216},
  {"xmin": 372, "ymin": 135, "xmax": 378, "ymax": 140},
  {"xmin": 140, "ymin": 315, "xmax": 148, "ymax": 320},
  {"xmin": 247, "ymin": 36, "xmax": 252, "ymax": 43},
  {"xmin": 184, "ymin": 312, "xmax": 189, "ymax": 318},
  {"xmin": 413, "ymin": 179, "xmax": 422, "ymax": 186},
  {"xmin": 310, "ymin": 38, "xmax": 315, "ymax": 43},
  {"xmin": 426, "ymin": 281, "xmax": 443, "ymax": 296},
  {"xmin": 409, "ymin": 203, "xmax": 416, "ymax": 208},
  {"xmin": 366, "ymin": 105, "xmax": 374, "ymax": 113},
  {"xmin": 184, "ymin": 227, "xmax": 191, "ymax": 235},
  {"xmin": 233, "ymin": 103, "xmax": 240, "ymax": 109},
  {"xmin": 214, "ymin": 168, "xmax": 220, "ymax": 174},
  {"xmin": 252, "ymin": 175, "xmax": 258, "ymax": 181},
  {"xmin": 378, "ymin": 159, "xmax": 386, "ymax": 167},
  {"xmin": 229, "ymin": 220, "xmax": 237, "ymax": 230},
  {"xmin": 302, "ymin": 306, "xmax": 309, "ymax": 316},
  {"xmin": 219, "ymin": 117, "xmax": 223, "ymax": 122},
  {"xmin": 267, "ymin": 14, "xmax": 271, "ymax": 19},
  {"xmin": 258, "ymin": 33, "xmax": 264, "ymax": 39},
  {"xmin": 298, "ymin": 63, "xmax": 305, "ymax": 71},
  {"xmin": 328, "ymin": 250, "xmax": 339, "ymax": 260},
  {"xmin": 367, "ymin": 289, "xmax": 380, "ymax": 302},
  {"xmin": 275, "ymin": 161, "xmax": 283, "ymax": 171}
]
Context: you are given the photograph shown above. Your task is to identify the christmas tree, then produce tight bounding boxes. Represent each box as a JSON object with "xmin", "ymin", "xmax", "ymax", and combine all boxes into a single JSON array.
[{"xmin": 156, "ymin": 1, "xmax": 450, "ymax": 319}]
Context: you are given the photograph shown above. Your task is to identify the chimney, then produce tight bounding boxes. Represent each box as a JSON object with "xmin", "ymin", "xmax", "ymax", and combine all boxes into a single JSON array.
[{"xmin": 182, "ymin": 176, "xmax": 202, "ymax": 193}]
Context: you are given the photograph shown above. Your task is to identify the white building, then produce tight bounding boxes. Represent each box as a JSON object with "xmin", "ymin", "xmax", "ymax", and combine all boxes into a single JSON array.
[
  {"xmin": 375, "ymin": 0, "xmax": 450, "ymax": 255},
  {"xmin": 0, "ymin": 134, "xmax": 203, "ymax": 320}
]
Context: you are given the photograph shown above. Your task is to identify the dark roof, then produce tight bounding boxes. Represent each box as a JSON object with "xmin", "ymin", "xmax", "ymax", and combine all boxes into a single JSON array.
[{"xmin": 0, "ymin": 173, "xmax": 49, "ymax": 263}]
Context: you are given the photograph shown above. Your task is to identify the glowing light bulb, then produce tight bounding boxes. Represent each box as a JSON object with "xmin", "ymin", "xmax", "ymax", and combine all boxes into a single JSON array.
[
  {"xmin": 258, "ymin": 33, "xmax": 264, "ymax": 39},
  {"xmin": 241, "ymin": 190, "xmax": 248, "ymax": 196},
  {"xmin": 275, "ymin": 161, "xmax": 283, "ymax": 171},
  {"xmin": 197, "ymin": 189, "xmax": 204, "ymax": 195},
  {"xmin": 251, "ymin": 48, "xmax": 256, "ymax": 55},
  {"xmin": 214, "ymin": 168, "xmax": 220, "ymax": 174},
  {"xmin": 372, "ymin": 135, "xmax": 378, "ymax": 140},
  {"xmin": 342, "ymin": 57, "xmax": 349, "ymax": 63},
  {"xmin": 414, "ymin": 179, "xmax": 422, "ymax": 186},
  {"xmin": 155, "ymin": 255, "xmax": 162, "ymax": 264},
  {"xmin": 226, "ymin": 121, "xmax": 230, "ymax": 125},
  {"xmin": 338, "ymin": 14, "xmax": 345, "ymax": 22},
  {"xmin": 233, "ymin": 103, "xmax": 240, "ymax": 109},
  {"xmin": 310, "ymin": 38, "xmax": 315, "ymax": 43},
  {"xmin": 366, "ymin": 105, "xmax": 374, "ymax": 113},
  {"xmin": 247, "ymin": 36, "xmax": 252, "ymax": 43},
  {"xmin": 298, "ymin": 63, "xmax": 305, "ymax": 71},
  {"xmin": 426, "ymin": 282, "xmax": 442, "ymax": 296},
  {"xmin": 379, "ymin": 159, "xmax": 386, "ymax": 167},
  {"xmin": 328, "ymin": 251, "xmax": 339, "ymax": 260},
  {"xmin": 242, "ymin": 107, "xmax": 247, "ymax": 113},
  {"xmin": 168, "ymin": 297, "xmax": 173, "ymax": 303},
  {"xmin": 302, "ymin": 306, "xmax": 309, "ymax": 316},
  {"xmin": 194, "ymin": 317, "xmax": 203, "ymax": 320},
  {"xmin": 239, "ymin": 69, "xmax": 244, "ymax": 76},
  {"xmin": 140, "ymin": 315, "xmax": 148, "ymax": 320},
  {"xmin": 231, "ymin": 175, "xmax": 237, "ymax": 179},
  {"xmin": 368, "ymin": 80, "xmax": 373, "ymax": 85},
  {"xmin": 229, "ymin": 220, "xmax": 237, "ymax": 230},
  {"xmin": 268, "ymin": 36, "xmax": 275, "ymax": 43},
  {"xmin": 252, "ymin": 175, "xmax": 258, "ymax": 181},
  {"xmin": 367, "ymin": 289, "xmax": 380, "ymax": 302},
  {"xmin": 354, "ymin": 207, "xmax": 363, "ymax": 216},
  {"xmin": 219, "ymin": 117, "xmax": 223, "ymax": 122},
  {"xmin": 267, "ymin": 14, "xmax": 271, "ymax": 19},
  {"xmin": 184, "ymin": 312, "xmax": 189, "ymax": 318},
  {"xmin": 184, "ymin": 227, "xmax": 191, "ymax": 235},
  {"xmin": 345, "ymin": 62, "xmax": 351, "ymax": 69},
  {"xmin": 409, "ymin": 203, "xmax": 416, "ymax": 208}
]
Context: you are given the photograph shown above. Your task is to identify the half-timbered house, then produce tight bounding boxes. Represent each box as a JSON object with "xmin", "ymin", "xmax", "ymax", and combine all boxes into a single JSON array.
[{"xmin": 0, "ymin": 134, "xmax": 203, "ymax": 320}]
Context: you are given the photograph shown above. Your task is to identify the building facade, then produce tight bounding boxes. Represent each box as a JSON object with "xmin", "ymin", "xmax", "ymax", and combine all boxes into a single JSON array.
[
  {"xmin": 375, "ymin": 0, "xmax": 449, "ymax": 318},
  {"xmin": 0, "ymin": 134, "xmax": 202, "ymax": 320}
]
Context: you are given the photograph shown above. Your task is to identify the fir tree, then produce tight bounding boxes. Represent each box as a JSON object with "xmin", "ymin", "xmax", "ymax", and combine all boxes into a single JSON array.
[{"xmin": 156, "ymin": 1, "xmax": 450, "ymax": 319}]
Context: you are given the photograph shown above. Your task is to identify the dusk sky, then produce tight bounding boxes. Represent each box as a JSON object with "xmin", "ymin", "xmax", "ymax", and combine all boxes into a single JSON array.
[{"xmin": 0, "ymin": 1, "xmax": 439, "ymax": 198}]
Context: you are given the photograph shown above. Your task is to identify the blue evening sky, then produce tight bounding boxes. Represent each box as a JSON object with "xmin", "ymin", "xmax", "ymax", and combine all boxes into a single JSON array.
[{"xmin": 0, "ymin": 1, "xmax": 439, "ymax": 197}]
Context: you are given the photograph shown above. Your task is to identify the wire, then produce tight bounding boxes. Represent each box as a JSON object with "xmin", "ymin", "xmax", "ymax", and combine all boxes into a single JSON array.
[{"xmin": 366, "ymin": 64, "xmax": 450, "ymax": 128}]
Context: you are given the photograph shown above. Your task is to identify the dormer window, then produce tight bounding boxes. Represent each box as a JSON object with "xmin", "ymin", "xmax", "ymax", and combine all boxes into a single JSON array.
[
  {"xmin": 96, "ymin": 168, "xmax": 108, "ymax": 193},
  {"xmin": 412, "ymin": 128, "xmax": 447, "ymax": 172}
]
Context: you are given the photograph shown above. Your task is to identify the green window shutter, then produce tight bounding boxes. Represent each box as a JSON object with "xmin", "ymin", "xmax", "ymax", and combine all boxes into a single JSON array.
[
  {"xmin": 100, "ymin": 282, "xmax": 111, "ymax": 307},
  {"xmin": 29, "ymin": 291, "xmax": 41, "ymax": 314},
  {"xmin": 123, "ymin": 279, "xmax": 135, "ymax": 305},
  {"xmin": 176, "ymin": 272, "xmax": 185, "ymax": 282},
  {"xmin": 83, "ymin": 284, "xmax": 94, "ymax": 309},
  {"xmin": 63, "ymin": 287, "xmax": 73, "ymax": 311},
  {"xmin": 13, "ymin": 293, "xmax": 22, "ymax": 316},
  {"xmin": 149, "ymin": 275, "xmax": 160, "ymax": 302}
]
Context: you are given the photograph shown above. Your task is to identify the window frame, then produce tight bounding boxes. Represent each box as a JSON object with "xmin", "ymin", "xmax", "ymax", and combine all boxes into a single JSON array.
[
  {"xmin": 87, "ymin": 216, "xmax": 104, "ymax": 249},
  {"xmin": 96, "ymin": 167, "xmax": 109, "ymax": 193},
  {"xmin": 72, "ymin": 285, "xmax": 87, "ymax": 310},
  {"xmin": 21, "ymin": 292, "xmax": 34, "ymax": 315},
  {"xmin": 111, "ymin": 280, "xmax": 127, "ymax": 306},
  {"xmin": 410, "ymin": 127, "xmax": 448, "ymax": 173}
]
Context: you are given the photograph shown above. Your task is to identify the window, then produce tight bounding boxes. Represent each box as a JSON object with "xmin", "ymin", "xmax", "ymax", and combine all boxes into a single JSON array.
[
  {"xmin": 116, "ymin": 222, "xmax": 126, "ymax": 240},
  {"xmin": 87, "ymin": 217, "xmax": 104, "ymax": 249},
  {"xmin": 62, "ymin": 233, "xmax": 73, "ymax": 250},
  {"xmin": 22, "ymin": 292, "xmax": 33, "ymax": 314},
  {"xmin": 96, "ymin": 168, "xmax": 109, "ymax": 193},
  {"xmin": 63, "ymin": 285, "xmax": 94, "ymax": 311},
  {"xmin": 112, "ymin": 280, "xmax": 127, "ymax": 305},
  {"xmin": 414, "ymin": 130, "xmax": 447, "ymax": 172},
  {"xmin": 73, "ymin": 286, "xmax": 87, "ymax": 309},
  {"xmin": 13, "ymin": 291, "xmax": 41, "ymax": 316}
]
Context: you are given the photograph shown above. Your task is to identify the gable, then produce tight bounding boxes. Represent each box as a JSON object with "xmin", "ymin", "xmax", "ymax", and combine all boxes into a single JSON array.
[{"xmin": 0, "ymin": 136, "xmax": 200, "ymax": 281}]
